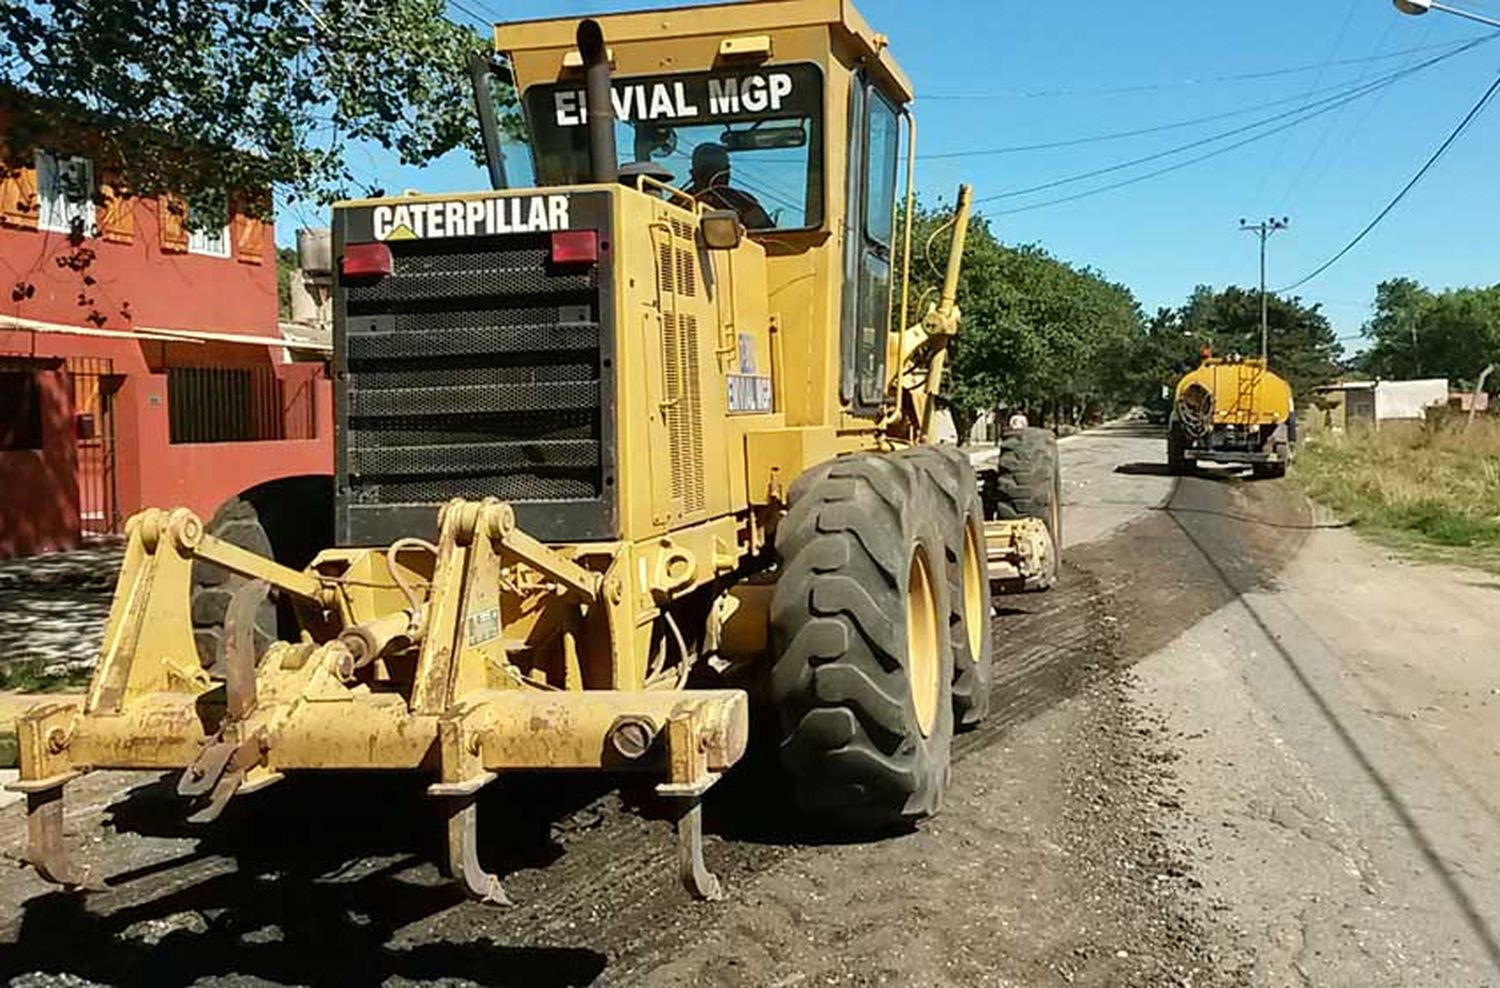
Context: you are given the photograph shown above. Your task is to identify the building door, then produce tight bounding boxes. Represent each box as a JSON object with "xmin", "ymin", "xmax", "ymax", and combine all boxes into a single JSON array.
[{"xmin": 67, "ymin": 357, "xmax": 120, "ymax": 537}]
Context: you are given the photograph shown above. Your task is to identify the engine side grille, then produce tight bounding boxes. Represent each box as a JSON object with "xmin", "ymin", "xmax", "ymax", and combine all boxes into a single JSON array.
[{"xmin": 336, "ymin": 215, "xmax": 617, "ymax": 545}]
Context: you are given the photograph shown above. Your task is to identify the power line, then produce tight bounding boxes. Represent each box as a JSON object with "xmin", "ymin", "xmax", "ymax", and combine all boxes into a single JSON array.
[
  {"xmin": 1299, "ymin": 14, "xmax": 1440, "ymax": 201},
  {"xmin": 982, "ymin": 88, "xmax": 1395, "ymax": 215},
  {"xmin": 919, "ymin": 36, "xmax": 1484, "ymax": 100},
  {"xmin": 919, "ymin": 62, "xmax": 1442, "ymax": 161},
  {"xmin": 446, "ymin": 1, "xmax": 493, "ymax": 31},
  {"xmin": 1250, "ymin": 0, "xmax": 1362, "ymax": 208},
  {"xmin": 1276, "ymin": 8, "xmax": 1400, "ymax": 209},
  {"xmin": 1276, "ymin": 72, "xmax": 1500, "ymax": 293},
  {"xmin": 972, "ymin": 35, "xmax": 1493, "ymax": 207}
]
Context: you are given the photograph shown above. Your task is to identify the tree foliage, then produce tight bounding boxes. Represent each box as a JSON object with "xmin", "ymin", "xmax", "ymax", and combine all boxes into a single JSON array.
[
  {"xmin": 0, "ymin": 1, "xmax": 489, "ymax": 207},
  {"xmin": 1148, "ymin": 286, "xmax": 1344, "ymax": 402},
  {"xmin": 1361, "ymin": 278, "xmax": 1500, "ymax": 391},
  {"xmin": 906, "ymin": 203, "xmax": 1144, "ymax": 425}
]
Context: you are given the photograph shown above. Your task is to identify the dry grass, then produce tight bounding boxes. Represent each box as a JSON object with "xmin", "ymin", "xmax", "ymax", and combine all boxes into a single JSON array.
[{"xmin": 1295, "ymin": 418, "xmax": 1500, "ymax": 572}]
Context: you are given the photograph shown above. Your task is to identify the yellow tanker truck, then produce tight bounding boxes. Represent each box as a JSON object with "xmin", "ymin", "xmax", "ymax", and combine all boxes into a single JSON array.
[{"xmin": 1168, "ymin": 355, "xmax": 1295, "ymax": 478}]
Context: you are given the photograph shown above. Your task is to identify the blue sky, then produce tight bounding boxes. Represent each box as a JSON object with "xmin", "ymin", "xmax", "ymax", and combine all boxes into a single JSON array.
[{"xmin": 292, "ymin": 0, "xmax": 1500, "ymax": 350}]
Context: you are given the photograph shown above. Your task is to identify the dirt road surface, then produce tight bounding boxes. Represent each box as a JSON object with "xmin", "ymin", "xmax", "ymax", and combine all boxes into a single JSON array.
[{"xmin": 2, "ymin": 422, "xmax": 1496, "ymax": 986}]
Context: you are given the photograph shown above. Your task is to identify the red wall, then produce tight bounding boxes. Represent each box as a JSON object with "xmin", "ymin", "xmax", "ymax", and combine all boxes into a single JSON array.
[
  {"xmin": 112, "ymin": 365, "xmax": 333, "ymax": 523},
  {"xmin": 0, "ymin": 364, "xmax": 79, "ymax": 556},
  {"xmin": 0, "ymin": 136, "xmax": 334, "ymax": 557},
  {"xmin": 0, "ymin": 211, "xmax": 278, "ymax": 348}
]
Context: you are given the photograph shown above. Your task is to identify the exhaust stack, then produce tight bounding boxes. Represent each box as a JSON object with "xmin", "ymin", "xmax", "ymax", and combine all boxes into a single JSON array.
[{"xmin": 576, "ymin": 19, "xmax": 617, "ymax": 184}]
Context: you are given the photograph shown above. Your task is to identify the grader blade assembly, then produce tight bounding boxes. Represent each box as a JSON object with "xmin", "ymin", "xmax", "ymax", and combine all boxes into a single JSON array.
[{"xmin": 6, "ymin": 499, "xmax": 749, "ymax": 903}]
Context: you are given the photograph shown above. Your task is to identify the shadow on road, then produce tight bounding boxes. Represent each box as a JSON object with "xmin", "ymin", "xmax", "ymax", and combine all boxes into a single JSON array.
[
  {"xmin": 1113, "ymin": 461, "xmax": 1252, "ymax": 484},
  {"xmin": 1113, "ymin": 461, "xmax": 1175, "ymax": 477},
  {"xmin": 6, "ymin": 883, "xmax": 606, "ymax": 987},
  {"xmin": 2, "ymin": 773, "xmax": 618, "ymax": 987}
]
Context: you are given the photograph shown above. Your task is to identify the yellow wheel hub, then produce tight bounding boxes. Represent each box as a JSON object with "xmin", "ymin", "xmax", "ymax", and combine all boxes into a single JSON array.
[
  {"xmin": 906, "ymin": 546, "xmax": 942, "ymax": 737},
  {"xmin": 962, "ymin": 519, "xmax": 985, "ymax": 660}
]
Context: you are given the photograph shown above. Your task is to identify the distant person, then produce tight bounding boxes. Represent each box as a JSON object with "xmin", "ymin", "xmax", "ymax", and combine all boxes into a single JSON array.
[
  {"xmin": 1008, "ymin": 410, "xmax": 1029, "ymax": 431},
  {"xmin": 684, "ymin": 143, "xmax": 773, "ymax": 230}
]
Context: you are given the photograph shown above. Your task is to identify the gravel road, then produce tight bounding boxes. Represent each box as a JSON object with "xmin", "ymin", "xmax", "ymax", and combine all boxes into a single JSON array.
[
  {"xmin": 1136, "ymin": 483, "xmax": 1500, "ymax": 985},
  {"xmin": 3, "ymin": 422, "xmax": 1492, "ymax": 986}
]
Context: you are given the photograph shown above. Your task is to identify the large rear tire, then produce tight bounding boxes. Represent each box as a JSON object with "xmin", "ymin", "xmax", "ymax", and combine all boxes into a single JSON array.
[
  {"xmin": 770, "ymin": 453, "xmax": 955, "ymax": 829},
  {"xmin": 896, "ymin": 446, "xmax": 994, "ymax": 730},
  {"xmin": 192, "ymin": 498, "xmax": 278, "ymax": 677}
]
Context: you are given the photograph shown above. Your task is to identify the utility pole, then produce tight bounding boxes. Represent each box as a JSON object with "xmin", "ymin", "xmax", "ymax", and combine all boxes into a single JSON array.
[{"xmin": 1239, "ymin": 217, "xmax": 1290, "ymax": 363}]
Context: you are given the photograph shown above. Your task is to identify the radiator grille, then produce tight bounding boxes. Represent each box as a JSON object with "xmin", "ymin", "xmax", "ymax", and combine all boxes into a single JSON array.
[
  {"xmin": 656, "ymin": 219, "xmax": 704, "ymax": 516},
  {"xmin": 339, "ymin": 231, "xmax": 610, "ymax": 532},
  {"xmin": 662, "ymin": 314, "xmax": 705, "ymax": 515}
]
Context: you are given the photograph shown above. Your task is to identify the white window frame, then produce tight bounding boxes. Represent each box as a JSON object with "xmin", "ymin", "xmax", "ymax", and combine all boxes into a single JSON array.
[
  {"xmin": 36, "ymin": 150, "xmax": 96, "ymax": 234},
  {"xmin": 187, "ymin": 195, "xmax": 232, "ymax": 258}
]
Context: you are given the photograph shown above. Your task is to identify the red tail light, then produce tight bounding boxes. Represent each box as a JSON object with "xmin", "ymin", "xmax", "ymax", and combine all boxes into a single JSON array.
[
  {"xmin": 342, "ymin": 242, "xmax": 393, "ymax": 278},
  {"xmin": 551, "ymin": 230, "xmax": 599, "ymax": 265}
]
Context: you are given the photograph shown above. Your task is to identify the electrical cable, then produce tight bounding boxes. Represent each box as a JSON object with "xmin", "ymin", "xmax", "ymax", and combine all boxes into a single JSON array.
[
  {"xmin": 919, "ymin": 62, "xmax": 1442, "ymax": 161},
  {"xmin": 1299, "ymin": 15, "xmax": 1440, "ymax": 202},
  {"xmin": 1249, "ymin": 0, "xmax": 1362, "ymax": 209},
  {"xmin": 446, "ymin": 0, "xmax": 493, "ymax": 30},
  {"xmin": 919, "ymin": 36, "xmax": 1483, "ymax": 101},
  {"xmin": 1276, "ymin": 7, "xmax": 1399, "ymax": 208},
  {"xmin": 1276, "ymin": 72, "xmax": 1500, "ymax": 293},
  {"xmin": 971, "ymin": 35, "xmax": 1496, "ymax": 209},
  {"xmin": 983, "ymin": 83, "xmax": 1428, "ymax": 216}
]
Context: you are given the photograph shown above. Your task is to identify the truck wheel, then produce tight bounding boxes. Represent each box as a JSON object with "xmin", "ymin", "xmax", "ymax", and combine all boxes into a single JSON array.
[
  {"xmin": 771, "ymin": 453, "xmax": 955, "ymax": 829},
  {"xmin": 984, "ymin": 427, "xmax": 1062, "ymax": 552},
  {"xmin": 192, "ymin": 498, "xmax": 278, "ymax": 677},
  {"xmin": 895, "ymin": 446, "xmax": 993, "ymax": 730}
]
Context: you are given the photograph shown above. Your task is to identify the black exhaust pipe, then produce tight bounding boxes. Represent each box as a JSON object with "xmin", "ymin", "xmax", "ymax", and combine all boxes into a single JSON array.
[
  {"xmin": 467, "ymin": 51, "xmax": 510, "ymax": 190},
  {"xmin": 576, "ymin": 19, "xmax": 617, "ymax": 184}
]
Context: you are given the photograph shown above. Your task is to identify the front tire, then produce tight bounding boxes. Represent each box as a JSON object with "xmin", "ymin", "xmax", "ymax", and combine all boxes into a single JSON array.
[
  {"xmin": 770, "ymin": 453, "xmax": 956, "ymax": 829},
  {"xmin": 983, "ymin": 428, "xmax": 1062, "ymax": 587}
]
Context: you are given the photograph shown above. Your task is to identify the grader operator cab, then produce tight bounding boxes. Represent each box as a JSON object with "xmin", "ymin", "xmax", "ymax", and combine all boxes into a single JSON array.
[{"xmin": 10, "ymin": 0, "xmax": 1060, "ymax": 903}]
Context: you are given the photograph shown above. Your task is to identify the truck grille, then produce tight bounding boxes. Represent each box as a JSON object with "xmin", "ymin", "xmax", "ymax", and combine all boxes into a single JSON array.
[{"xmin": 336, "ymin": 218, "xmax": 617, "ymax": 545}]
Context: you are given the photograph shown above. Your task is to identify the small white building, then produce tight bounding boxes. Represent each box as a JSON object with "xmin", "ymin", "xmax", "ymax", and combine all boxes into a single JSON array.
[{"xmin": 1316, "ymin": 378, "xmax": 1449, "ymax": 428}]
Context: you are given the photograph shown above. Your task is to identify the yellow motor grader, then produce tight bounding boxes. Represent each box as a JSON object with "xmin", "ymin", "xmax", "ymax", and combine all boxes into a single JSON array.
[{"xmin": 10, "ymin": 0, "xmax": 1060, "ymax": 902}]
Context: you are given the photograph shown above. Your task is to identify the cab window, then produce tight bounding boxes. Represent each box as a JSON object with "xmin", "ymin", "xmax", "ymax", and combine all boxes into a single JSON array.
[
  {"xmin": 523, "ymin": 64, "xmax": 825, "ymax": 231},
  {"xmin": 840, "ymin": 79, "xmax": 902, "ymax": 412}
]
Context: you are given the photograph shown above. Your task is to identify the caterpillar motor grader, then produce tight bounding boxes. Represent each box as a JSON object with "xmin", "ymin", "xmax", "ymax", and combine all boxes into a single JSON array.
[{"xmin": 10, "ymin": 0, "xmax": 1060, "ymax": 902}]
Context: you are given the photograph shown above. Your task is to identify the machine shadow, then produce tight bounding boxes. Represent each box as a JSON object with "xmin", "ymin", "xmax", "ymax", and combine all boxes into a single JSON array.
[
  {"xmin": 4, "ymin": 883, "xmax": 606, "ymax": 987},
  {"xmin": 1114, "ymin": 461, "xmax": 1248, "ymax": 483},
  {"xmin": 4, "ymin": 772, "xmax": 616, "ymax": 987}
]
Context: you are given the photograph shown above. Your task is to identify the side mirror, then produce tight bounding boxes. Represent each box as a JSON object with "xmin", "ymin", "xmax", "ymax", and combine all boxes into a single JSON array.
[{"xmin": 699, "ymin": 209, "xmax": 744, "ymax": 251}]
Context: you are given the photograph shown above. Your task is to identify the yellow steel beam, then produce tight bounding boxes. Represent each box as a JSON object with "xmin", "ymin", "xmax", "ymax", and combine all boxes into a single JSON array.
[{"xmin": 194, "ymin": 532, "xmax": 331, "ymax": 604}]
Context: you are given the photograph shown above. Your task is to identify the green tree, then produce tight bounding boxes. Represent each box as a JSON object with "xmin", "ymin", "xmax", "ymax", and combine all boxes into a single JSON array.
[
  {"xmin": 0, "ymin": 1, "xmax": 494, "ymax": 208},
  {"xmin": 1362, "ymin": 279, "xmax": 1500, "ymax": 390},
  {"xmin": 1173, "ymin": 285, "xmax": 1343, "ymax": 400},
  {"xmin": 906, "ymin": 203, "xmax": 1144, "ymax": 427},
  {"xmin": 276, "ymin": 246, "xmax": 299, "ymax": 320}
]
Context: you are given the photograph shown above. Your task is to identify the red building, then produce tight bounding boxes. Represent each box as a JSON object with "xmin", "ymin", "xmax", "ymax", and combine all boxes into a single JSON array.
[{"xmin": 0, "ymin": 103, "xmax": 333, "ymax": 558}]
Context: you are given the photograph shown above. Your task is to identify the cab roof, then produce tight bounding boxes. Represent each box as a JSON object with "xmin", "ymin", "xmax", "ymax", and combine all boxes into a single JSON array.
[{"xmin": 494, "ymin": 0, "xmax": 914, "ymax": 104}]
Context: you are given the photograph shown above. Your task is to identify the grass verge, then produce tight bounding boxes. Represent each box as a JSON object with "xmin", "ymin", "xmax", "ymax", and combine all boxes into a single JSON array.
[
  {"xmin": 1294, "ymin": 419, "xmax": 1500, "ymax": 573},
  {"xmin": 0, "ymin": 659, "xmax": 93, "ymax": 694}
]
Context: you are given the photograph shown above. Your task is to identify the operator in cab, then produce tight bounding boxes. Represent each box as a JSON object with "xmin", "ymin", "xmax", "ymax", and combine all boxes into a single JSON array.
[{"xmin": 684, "ymin": 143, "xmax": 773, "ymax": 230}]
